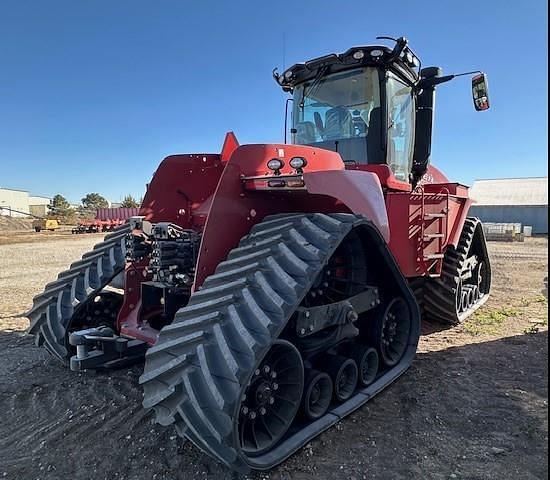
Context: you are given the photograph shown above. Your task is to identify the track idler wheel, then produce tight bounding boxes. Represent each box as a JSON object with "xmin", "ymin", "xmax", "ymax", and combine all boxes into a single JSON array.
[
  {"xmin": 70, "ymin": 291, "xmax": 123, "ymax": 332},
  {"xmin": 349, "ymin": 345, "xmax": 379, "ymax": 387},
  {"xmin": 477, "ymin": 260, "xmax": 490, "ymax": 298},
  {"xmin": 369, "ymin": 297, "xmax": 411, "ymax": 367},
  {"xmin": 238, "ymin": 340, "xmax": 304, "ymax": 456},
  {"xmin": 301, "ymin": 370, "xmax": 333, "ymax": 421},
  {"xmin": 323, "ymin": 355, "xmax": 358, "ymax": 402}
]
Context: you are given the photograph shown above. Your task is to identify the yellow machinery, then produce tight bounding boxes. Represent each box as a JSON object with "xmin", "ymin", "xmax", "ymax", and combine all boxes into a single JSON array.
[{"xmin": 32, "ymin": 218, "xmax": 60, "ymax": 232}]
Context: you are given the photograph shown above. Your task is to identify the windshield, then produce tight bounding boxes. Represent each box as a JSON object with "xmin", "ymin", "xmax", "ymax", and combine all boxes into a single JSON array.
[{"xmin": 292, "ymin": 67, "xmax": 381, "ymax": 159}]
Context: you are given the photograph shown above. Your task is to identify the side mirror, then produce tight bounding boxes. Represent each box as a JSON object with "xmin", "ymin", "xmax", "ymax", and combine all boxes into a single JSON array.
[{"xmin": 472, "ymin": 73, "xmax": 490, "ymax": 111}]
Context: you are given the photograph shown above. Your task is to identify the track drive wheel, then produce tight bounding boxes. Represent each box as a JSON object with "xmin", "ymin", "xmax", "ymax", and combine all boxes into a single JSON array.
[{"xmin": 238, "ymin": 340, "xmax": 304, "ymax": 456}]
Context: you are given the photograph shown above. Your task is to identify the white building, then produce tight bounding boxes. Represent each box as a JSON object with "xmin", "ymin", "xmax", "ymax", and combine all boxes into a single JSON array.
[
  {"xmin": 469, "ymin": 177, "xmax": 548, "ymax": 234},
  {"xmin": 29, "ymin": 196, "xmax": 52, "ymax": 217},
  {"xmin": 0, "ymin": 188, "xmax": 51, "ymax": 218},
  {"xmin": 0, "ymin": 188, "xmax": 30, "ymax": 217}
]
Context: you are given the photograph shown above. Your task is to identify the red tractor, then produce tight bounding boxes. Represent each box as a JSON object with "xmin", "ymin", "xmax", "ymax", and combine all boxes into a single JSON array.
[{"xmin": 27, "ymin": 37, "xmax": 492, "ymax": 472}]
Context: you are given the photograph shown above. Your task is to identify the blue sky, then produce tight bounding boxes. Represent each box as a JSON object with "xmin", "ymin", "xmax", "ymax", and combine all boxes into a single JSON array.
[{"xmin": 0, "ymin": 0, "xmax": 547, "ymax": 203}]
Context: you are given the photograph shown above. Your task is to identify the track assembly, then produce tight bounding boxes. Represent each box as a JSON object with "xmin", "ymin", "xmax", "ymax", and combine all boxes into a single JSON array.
[{"xmin": 140, "ymin": 213, "xmax": 421, "ymax": 472}]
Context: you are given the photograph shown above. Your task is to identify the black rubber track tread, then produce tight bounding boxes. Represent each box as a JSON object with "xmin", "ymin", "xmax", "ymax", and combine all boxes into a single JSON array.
[
  {"xmin": 140, "ymin": 213, "xmax": 366, "ymax": 472},
  {"xmin": 422, "ymin": 217, "xmax": 491, "ymax": 325},
  {"xmin": 26, "ymin": 224, "xmax": 130, "ymax": 363}
]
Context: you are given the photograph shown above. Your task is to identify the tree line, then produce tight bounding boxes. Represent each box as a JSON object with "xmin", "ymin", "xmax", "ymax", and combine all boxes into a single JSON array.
[{"xmin": 48, "ymin": 193, "xmax": 141, "ymax": 223}]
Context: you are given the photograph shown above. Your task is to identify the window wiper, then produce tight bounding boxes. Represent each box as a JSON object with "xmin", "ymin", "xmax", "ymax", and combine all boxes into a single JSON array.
[
  {"xmin": 342, "ymin": 101, "xmax": 371, "ymax": 108},
  {"xmin": 299, "ymin": 86, "xmax": 306, "ymax": 109},
  {"xmin": 300, "ymin": 66, "xmax": 328, "ymax": 110}
]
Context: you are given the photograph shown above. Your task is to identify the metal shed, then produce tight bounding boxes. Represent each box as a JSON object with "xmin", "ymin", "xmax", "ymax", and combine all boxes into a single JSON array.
[{"xmin": 469, "ymin": 177, "xmax": 548, "ymax": 234}]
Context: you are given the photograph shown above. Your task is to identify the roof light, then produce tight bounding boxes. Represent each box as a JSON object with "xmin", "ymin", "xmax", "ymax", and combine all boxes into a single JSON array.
[
  {"xmin": 370, "ymin": 49, "xmax": 384, "ymax": 58},
  {"xmin": 267, "ymin": 158, "xmax": 284, "ymax": 175},
  {"xmin": 352, "ymin": 50, "xmax": 365, "ymax": 60}
]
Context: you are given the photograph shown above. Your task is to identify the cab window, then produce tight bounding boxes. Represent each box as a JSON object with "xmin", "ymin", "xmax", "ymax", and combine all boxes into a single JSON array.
[
  {"xmin": 292, "ymin": 68, "xmax": 381, "ymax": 146},
  {"xmin": 386, "ymin": 74, "xmax": 415, "ymax": 182}
]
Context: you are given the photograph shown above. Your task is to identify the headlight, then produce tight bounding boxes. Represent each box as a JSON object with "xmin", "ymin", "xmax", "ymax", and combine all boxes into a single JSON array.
[
  {"xmin": 289, "ymin": 156, "xmax": 307, "ymax": 170},
  {"xmin": 267, "ymin": 158, "xmax": 284, "ymax": 173}
]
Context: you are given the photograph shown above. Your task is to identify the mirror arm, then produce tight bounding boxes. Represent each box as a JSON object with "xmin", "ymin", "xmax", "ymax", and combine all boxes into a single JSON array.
[
  {"xmin": 418, "ymin": 74, "xmax": 455, "ymax": 89},
  {"xmin": 419, "ymin": 70, "xmax": 483, "ymax": 90}
]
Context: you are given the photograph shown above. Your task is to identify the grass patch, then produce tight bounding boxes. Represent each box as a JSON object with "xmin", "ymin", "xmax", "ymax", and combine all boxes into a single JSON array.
[
  {"xmin": 466, "ymin": 294, "xmax": 548, "ymax": 336},
  {"xmin": 464, "ymin": 307, "xmax": 519, "ymax": 335},
  {"xmin": 519, "ymin": 295, "xmax": 548, "ymax": 307}
]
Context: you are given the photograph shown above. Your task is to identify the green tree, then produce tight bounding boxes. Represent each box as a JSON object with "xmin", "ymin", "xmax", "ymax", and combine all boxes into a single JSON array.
[
  {"xmin": 79, "ymin": 193, "xmax": 109, "ymax": 219},
  {"xmin": 81, "ymin": 193, "xmax": 109, "ymax": 210},
  {"xmin": 48, "ymin": 194, "xmax": 76, "ymax": 223},
  {"xmin": 120, "ymin": 194, "xmax": 140, "ymax": 208}
]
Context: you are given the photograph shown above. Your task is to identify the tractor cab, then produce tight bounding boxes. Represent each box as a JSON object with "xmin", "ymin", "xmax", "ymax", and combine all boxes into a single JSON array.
[{"xmin": 275, "ymin": 37, "xmax": 490, "ymax": 186}]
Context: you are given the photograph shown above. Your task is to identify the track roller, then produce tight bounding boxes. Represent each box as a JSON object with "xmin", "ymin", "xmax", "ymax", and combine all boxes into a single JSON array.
[
  {"xmin": 349, "ymin": 345, "xmax": 379, "ymax": 387},
  {"xmin": 323, "ymin": 355, "xmax": 358, "ymax": 402},
  {"xmin": 301, "ymin": 369, "xmax": 333, "ymax": 420}
]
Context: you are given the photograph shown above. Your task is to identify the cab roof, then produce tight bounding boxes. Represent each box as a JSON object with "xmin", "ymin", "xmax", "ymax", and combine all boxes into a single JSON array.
[{"xmin": 275, "ymin": 44, "xmax": 420, "ymax": 91}]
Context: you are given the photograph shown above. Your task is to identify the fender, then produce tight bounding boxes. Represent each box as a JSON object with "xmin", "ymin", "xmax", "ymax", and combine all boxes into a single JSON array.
[
  {"xmin": 140, "ymin": 153, "xmax": 225, "ymax": 228},
  {"xmin": 193, "ymin": 143, "xmax": 390, "ymax": 289},
  {"xmin": 303, "ymin": 170, "xmax": 389, "ymax": 241}
]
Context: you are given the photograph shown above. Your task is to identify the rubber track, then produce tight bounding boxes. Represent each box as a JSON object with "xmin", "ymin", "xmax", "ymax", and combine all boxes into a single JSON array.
[
  {"xmin": 140, "ymin": 213, "xmax": 371, "ymax": 472},
  {"xmin": 422, "ymin": 217, "xmax": 490, "ymax": 325},
  {"xmin": 26, "ymin": 225, "xmax": 130, "ymax": 363}
]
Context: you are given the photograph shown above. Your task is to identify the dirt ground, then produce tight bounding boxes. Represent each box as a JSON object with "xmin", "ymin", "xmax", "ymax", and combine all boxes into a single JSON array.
[
  {"xmin": 0, "ymin": 235, "xmax": 547, "ymax": 480},
  {"xmin": 0, "ymin": 226, "xmax": 77, "ymax": 247}
]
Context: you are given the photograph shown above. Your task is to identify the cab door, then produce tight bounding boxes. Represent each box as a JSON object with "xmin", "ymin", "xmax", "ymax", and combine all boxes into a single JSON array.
[{"xmin": 386, "ymin": 73, "xmax": 415, "ymax": 183}]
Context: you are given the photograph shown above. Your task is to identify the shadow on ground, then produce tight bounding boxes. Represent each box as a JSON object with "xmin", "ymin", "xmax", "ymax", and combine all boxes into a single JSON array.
[{"xmin": 0, "ymin": 329, "xmax": 547, "ymax": 480}]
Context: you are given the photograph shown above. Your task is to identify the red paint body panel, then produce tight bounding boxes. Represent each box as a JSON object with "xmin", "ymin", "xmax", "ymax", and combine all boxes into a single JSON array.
[
  {"xmin": 386, "ymin": 189, "xmax": 469, "ymax": 277},
  {"xmin": 193, "ymin": 143, "xmax": 394, "ymax": 288},
  {"xmin": 139, "ymin": 153, "xmax": 225, "ymax": 227},
  {"xmin": 117, "ymin": 134, "xmax": 473, "ymax": 344},
  {"xmin": 303, "ymin": 170, "xmax": 390, "ymax": 241},
  {"xmin": 220, "ymin": 131, "xmax": 240, "ymax": 163}
]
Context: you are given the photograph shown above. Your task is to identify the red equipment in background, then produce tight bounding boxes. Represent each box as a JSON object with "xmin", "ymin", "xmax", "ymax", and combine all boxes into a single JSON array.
[{"xmin": 72, "ymin": 207, "xmax": 140, "ymax": 234}]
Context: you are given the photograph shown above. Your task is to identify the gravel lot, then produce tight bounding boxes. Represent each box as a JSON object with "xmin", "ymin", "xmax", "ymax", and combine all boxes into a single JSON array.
[{"xmin": 0, "ymin": 234, "xmax": 547, "ymax": 479}]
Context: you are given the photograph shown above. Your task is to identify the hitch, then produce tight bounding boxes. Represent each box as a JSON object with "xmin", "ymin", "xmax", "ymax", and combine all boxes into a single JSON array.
[{"xmin": 69, "ymin": 327, "xmax": 147, "ymax": 371}]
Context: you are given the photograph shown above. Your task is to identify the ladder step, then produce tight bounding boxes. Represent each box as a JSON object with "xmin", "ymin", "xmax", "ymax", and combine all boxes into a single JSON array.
[
  {"xmin": 424, "ymin": 253, "xmax": 445, "ymax": 260},
  {"xmin": 424, "ymin": 233, "xmax": 445, "ymax": 240},
  {"xmin": 424, "ymin": 213, "xmax": 446, "ymax": 219}
]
